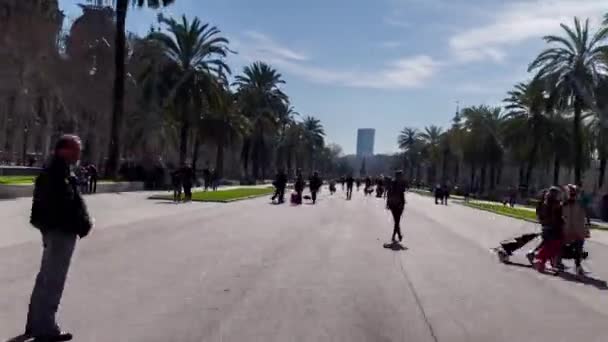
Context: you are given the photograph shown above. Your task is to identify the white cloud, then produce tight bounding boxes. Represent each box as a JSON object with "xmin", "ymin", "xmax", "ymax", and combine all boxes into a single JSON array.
[
  {"xmin": 449, "ymin": 0, "xmax": 607, "ymax": 63},
  {"xmin": 242, "ymin": 31, "xmax": 309, "ymax": 62},
  {"xmin": 238, "ymin": 31, "xmax": 439, "ymax": 89}
]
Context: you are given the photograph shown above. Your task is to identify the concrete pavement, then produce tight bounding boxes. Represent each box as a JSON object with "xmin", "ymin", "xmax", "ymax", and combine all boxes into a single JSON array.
[{"xmin": 2, "ymin": 190, "xmax": 608, "ymax": 341}]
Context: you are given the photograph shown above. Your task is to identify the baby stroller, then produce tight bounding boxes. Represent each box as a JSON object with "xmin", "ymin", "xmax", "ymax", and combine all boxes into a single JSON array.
[{"xmin": 290, "ymin": 191, "xmax": 302, "ymax": 205}]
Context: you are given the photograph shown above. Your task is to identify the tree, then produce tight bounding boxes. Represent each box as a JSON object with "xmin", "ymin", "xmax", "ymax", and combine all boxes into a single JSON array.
[
  {"xmin": 461, "ymin": 106, "xmax": 505, "ymax": 191},
  {"xmin": 419, "ymin": 125, "xmax": 443, "ymax": 184},
  {"xmin": 108, "ymin": 0, "xmax": 176, "ymax": 178},
  {"xmin": 503, "ymin": 79, "xmax": 552, "ymax": 187},
  {"xmin": 397, "ymin": 127, "xmax": 419, "ymax": 179},
  {"xmin": 198, "ymin": 83, "xmax": 250, "ymax": 177},
  {"xmin": 528, "ymin": 17, "xmax": 608, "ymax": 185},
  {"xmin": 147, "ymin": 15, "xmax": 231, "ymax": 165},
  {"xmin": 234, "ymin": 62, "xmax": 288, "ymax": 179},
  {"xmin": 302, "ymin": 116, "xmax": 325, "ymax": 172}
]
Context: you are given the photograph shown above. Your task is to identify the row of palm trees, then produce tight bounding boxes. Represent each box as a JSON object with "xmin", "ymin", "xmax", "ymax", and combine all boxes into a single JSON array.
[
  {"xmin": 399, "ymin": 15, "xmax": 608, "ymax": 193},
  {"xmin": 136, "ymin": 15, "xmax": 330, "ymax": 178},
  {"xmin": 1, "ymin": 2, "xmax": 337, "ymax": 180}
]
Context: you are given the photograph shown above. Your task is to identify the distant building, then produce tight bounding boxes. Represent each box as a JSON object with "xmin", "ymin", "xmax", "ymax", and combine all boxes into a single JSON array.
[{"xmin": 356, "ymin": 129, "xmax": 375, "ymax": 158}]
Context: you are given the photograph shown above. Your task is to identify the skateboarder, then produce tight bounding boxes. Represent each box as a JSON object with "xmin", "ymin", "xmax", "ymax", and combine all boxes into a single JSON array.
[
  {"xmin": 387, "ymin": 171, "xmax": 407, "ymax": 242},
  {"xmin": 26, "ymin": 135, "xmax": 93, "ymax": 342}
]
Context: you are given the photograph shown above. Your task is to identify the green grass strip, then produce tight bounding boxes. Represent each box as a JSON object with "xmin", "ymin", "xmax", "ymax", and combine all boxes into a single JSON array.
[
  {"xmin": 464, "ymin": 201, "xmax": 607, "ymax": 231},
  {"xmin": 151, "ymin": 187, "xmax": 274, "ymax": 203},
  {"xmin": 0, "ymin": 175, "xmax": 37, "ymax": 185}
]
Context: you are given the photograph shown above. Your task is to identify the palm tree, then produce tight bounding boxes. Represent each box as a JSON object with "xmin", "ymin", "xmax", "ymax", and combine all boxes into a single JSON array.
[
  {"xmin": 302, "ymin": 116, "xmax": 325, "ymax": 172},
  {"xmin": 503, "ymin": 79, "xmax": 552, "ymax": 187},
  {"xmin": 198, "ymin": 84, "xmax": 250, "ymax": 178},
  {"xmin": 397, "ymin": 127, "xmax": 419, "ymax": 178},
  {"xmin": 234, "ymin": 62, "xmax": 288, "ymax": 179},
  {"xmin": 108, "ymin": 0, "xmax": 176, "ymax": 177},
  {"xmin": 461, "ymin": 106, "xmax": 505, "ymax": 191},
  {"xmin": 419, "ymin": 125, "xmax": 443, "ymax": 184},
  {"xmin": 147, "ymin": 15, "xmax": 231, "ymax": 165},
  {"xmin": 528, "ymin": 17, "xmax": 608, "ymax": 185}
]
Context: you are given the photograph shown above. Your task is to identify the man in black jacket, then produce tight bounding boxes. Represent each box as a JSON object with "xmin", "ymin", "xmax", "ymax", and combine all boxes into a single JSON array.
[
  {"xmin": 309, "ymin": 171, "xmax": 323, "ymax": 204},
  {"xmin": 26, "ymin": 135, "xmax": 93, "ymax": 342}
]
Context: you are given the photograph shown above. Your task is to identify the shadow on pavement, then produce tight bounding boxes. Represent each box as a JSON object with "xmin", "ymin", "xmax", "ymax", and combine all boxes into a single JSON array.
[
  {"xmin": 383, "ymin": 242, "xmax": 408, "ymax": 251},
  {"xmin": 504, "ymin": 261, "xmax": 533, "ymax": 269},
  {"xmin": 557, "ymin": 272, "xmax": 608, "ymax": 290},
  {"xmin": 5, "ymin": 334, "xmax": 29, "ymax": 342}
]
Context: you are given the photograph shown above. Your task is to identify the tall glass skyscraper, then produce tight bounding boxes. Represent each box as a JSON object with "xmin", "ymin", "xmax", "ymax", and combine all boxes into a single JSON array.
[{"xmin": 356, "ymin": 129, "xmax": 375, "ymax": 157}]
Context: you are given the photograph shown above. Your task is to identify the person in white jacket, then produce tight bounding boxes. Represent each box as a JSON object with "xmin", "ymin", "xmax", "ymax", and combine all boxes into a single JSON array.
[{"xmin": 562, "ymin": 184, "xmax": 589, "ymax": 276}]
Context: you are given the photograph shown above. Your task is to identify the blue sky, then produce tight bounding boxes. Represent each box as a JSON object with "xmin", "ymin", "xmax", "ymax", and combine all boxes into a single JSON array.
[{"xmin": 58, "ymin": 0, "xmax": 607, "ymax": 154}]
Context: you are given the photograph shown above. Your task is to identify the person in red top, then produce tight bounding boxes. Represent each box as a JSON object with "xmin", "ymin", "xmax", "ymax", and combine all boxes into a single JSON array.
[{"xmin": 534, "ymin": 186, "xmax": 564, "ymax": 272}]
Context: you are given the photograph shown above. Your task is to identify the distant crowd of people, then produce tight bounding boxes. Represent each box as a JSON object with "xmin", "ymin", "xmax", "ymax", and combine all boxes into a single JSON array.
[
  {"xmin": 74, "ymin": 163, "xmax": 98, "ymax": 194},
  {"xmin": 170, "ymin": 164, "xmax": 220, "ymax": 203},
  {"xmin": 271, "ymin": 170, "xmax": 409, "ymax": 243}
]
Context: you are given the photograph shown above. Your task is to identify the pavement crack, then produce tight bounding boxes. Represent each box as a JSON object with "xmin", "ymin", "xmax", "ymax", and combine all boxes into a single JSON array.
[{"xmin": 397, "ymin": 256, "xmax": 440, "ymax": 342}]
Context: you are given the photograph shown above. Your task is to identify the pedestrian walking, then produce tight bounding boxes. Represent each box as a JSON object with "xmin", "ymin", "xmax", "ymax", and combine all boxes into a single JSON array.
[
  {"xmin": 364, "ymin": 176, "xmax": 373, "ymax": 196},
  {"xmin": 339, "ymin": 176, "xmax": 345, "ymax": 191},
  {"xmin": 87, "ymin": 164, "xmax": 98, "ymax": 194},
  {"xmin": 211, "ymin": 168, "xmax": 219, "ymax": 191},
  {"xmin": 356, "ymin": 178, "xmax": 361, "ymax": 191},
  {"xmin": 386, "ymin": 171, "xmax": 407, "ymax": 242},
  {"xmin": 329, "ymin": 179, "xmax": 337, "ymax": 195},
  {"xmin": 26, "ymin": 135, "xmax": 93, "ymax": 342},
  {"xmin": 442, "ymin": 183, "xmax": 450, "ymax": 205},
  {"xmin": 203, "ymin": 165, "xmax": 211, "ymax": 191},
  {"xmin": 434, "ymin": 184, "xmax": 443, "ymax": 205},
  {"xmin": 309, "ymin": 171, "xmax": 323, "ymax": 204},
  {"xmin": 272, "ymin": 169, "xmax": 288, "ymax": 203},
  {"xmin": 562, "ymin": 184, "xmax": 589, "ymax": 275},
  {"xmin": 534, "ymin": 186, "xmax": 565, "ymax": 272},
  {"xmin": 293, "ymin": 170, "xmax": 305, "ymax": 205},
  {"xmin": 346, "ymin": 174, "xmax": 354, "ymax": 200},
  {"xmin": 171, "ymin": 169, "xmax": 182, "ymax": 203},
  {"xmin": 494, "ymin": 190, "xmax": 548, "ymax": 264}
]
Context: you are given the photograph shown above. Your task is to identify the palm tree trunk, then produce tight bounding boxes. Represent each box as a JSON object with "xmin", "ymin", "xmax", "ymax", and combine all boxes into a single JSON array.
[
  {"xmin": 573, "ymin": 97, "xmax": 583, "ymax": 186},
  {"xmin": 470, "ymin": 163, "xmax": 476, "ymax": 189},
  {"xmin": 489, "ymin": 164, "xmax": 496, "ymax": 190},
  {"xmin": 107, "ymin": 0, "xmax": 128, "ymax": 178},
  {"xmin": 192, "ymin": 136, "xmax": 200, "ymax": 172},
  {"xmin": 442, "ymin": 152, "xmax": 448, "ymax": 182},
  {"xmin": 525, "ymin": 138, "xmax": 540, "ymax": 187},
  {"xmin": 599, "ymin": 157, "xmax": 607, "ymax": 189},
  {"xmin": 216, "ymin": 139, "xmax": 224, "ymax": 179},
  {"xmin": 496, "ymin": 162, "xmax": 502, "ymax": 186},
  {"xmin": 21, "ymin": 125, "xmax": 28, "ymax": 166},
  {"xmin": 553, "ymin": 156, "xmax": 561, "ymax": 186},
  {"xmin": 179, "ymin": 120, "xmax": 189, "ymax": 165},
  {"xmin": 241, "ymin": 140, "xmax": 250, "ymax": 178},
  {"xmin": 480, "ymin": 165, "xmax": 486, "ymax": 193}
]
